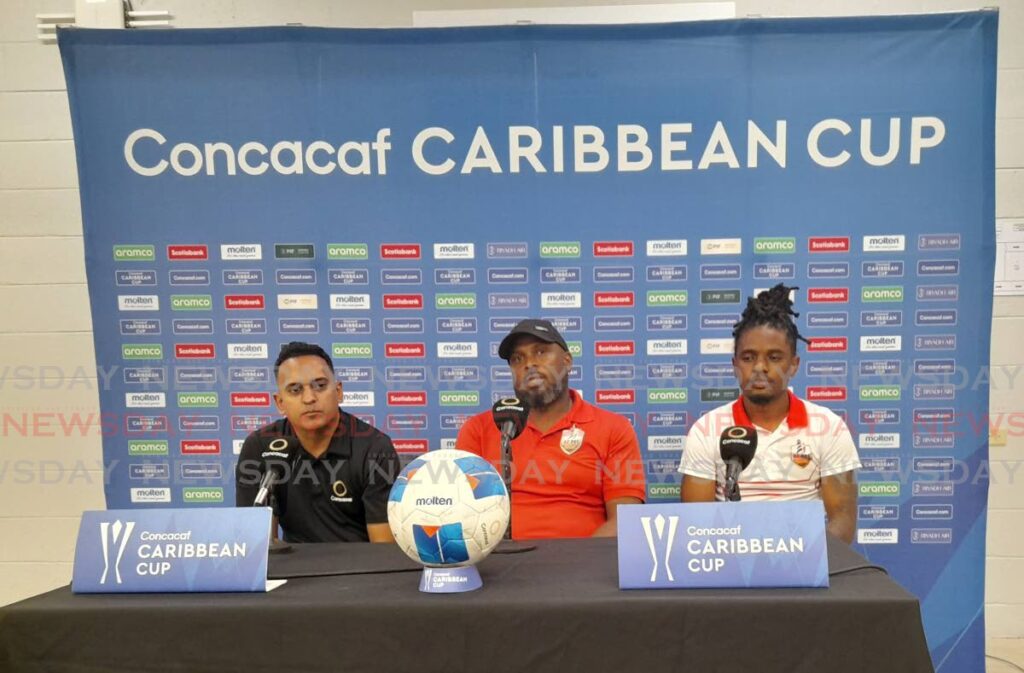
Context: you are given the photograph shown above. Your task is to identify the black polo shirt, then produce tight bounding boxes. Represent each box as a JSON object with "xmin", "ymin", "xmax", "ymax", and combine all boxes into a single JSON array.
[{"xmin": 235, "ymin": 409, "xmax": 400, "ymax": 543}]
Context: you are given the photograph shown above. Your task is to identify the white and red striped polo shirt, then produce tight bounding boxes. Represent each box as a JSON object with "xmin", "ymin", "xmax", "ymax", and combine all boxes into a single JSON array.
[{"xmin": 678, "ymin": 392, "xmax": 861, "ymax": 501}]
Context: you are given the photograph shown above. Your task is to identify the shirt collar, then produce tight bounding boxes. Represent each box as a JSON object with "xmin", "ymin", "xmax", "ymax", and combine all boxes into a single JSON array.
[{"xmin": 730, "ymin": 391, "xmax": 808, "ymax": 430}]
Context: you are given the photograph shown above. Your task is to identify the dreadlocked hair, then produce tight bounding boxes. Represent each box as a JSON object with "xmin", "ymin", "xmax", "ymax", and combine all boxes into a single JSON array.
[{"xmin": 732, "ymin": 283, "xmax": 810, "ymax": 354}]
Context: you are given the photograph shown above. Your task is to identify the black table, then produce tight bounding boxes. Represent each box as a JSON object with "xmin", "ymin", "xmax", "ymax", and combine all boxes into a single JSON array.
[{"xmin": 0, "ymin": 536, "xmax": 933, "ymax": 673}]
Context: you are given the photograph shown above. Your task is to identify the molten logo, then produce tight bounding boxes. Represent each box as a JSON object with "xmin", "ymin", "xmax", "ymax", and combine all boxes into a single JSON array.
[{"xmin": 415, "ymin": 496, "xmax": 454, "ymax": 506}]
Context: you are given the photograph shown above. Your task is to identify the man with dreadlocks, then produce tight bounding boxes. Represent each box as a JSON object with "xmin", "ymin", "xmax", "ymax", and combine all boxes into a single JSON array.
[{"xmin": 678, "ymin": 283, "xmax": 861, "ymax": 543}]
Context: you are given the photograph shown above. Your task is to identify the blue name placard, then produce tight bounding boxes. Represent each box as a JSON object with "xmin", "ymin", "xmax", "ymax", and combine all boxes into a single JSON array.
[
  {"xmin": 72, "ymin": 508, "xmax": 275, "ymax": 593},
  {"xmin": 617, "ymin": 501, "xmax": 829, "ymax": 589}
]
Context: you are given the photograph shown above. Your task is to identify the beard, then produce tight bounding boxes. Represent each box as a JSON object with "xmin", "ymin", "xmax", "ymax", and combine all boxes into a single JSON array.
[
  {"xmin": 744, "ymin": 391, "xmax": 775, "ymax": 406},
  {"xmin": 514, "ymin": 371, "xmax": 569, "ymax": 411},
  {"xmin": 743, "ymin": 381, "xmax": 785, "ymax": 406}
]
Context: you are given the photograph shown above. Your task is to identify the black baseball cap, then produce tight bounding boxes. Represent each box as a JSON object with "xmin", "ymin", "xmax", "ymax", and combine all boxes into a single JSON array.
[{"xmin": 498, "ymin": 319, "xmax": 570, "ymax": 360}]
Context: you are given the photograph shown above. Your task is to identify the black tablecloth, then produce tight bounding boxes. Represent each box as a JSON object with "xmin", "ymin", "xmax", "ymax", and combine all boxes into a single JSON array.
[{"xmin": 0, "ymin": 536, "xmax": 933, "ymax": 673}]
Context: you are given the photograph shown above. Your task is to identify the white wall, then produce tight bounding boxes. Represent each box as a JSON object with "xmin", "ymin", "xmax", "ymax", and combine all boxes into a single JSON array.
[{"xmin": 1, "ymin": 0, "xmax": 1021, "ymax": 637}]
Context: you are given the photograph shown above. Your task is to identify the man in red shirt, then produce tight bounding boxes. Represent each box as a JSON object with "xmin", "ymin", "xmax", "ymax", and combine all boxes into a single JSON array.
[{"xmin": 456, "ymin": 319, "xmax": 645, "ymax": 539}]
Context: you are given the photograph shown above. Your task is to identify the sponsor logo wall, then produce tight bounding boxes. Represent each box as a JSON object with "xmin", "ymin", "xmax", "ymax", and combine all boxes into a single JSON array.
[{"xmin": 62, "ymin": 15, "xmax": 994, "ymax": 669}]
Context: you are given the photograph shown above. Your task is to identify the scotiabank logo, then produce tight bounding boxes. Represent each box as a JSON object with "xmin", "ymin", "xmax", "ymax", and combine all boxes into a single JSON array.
[
  {"xmin": 167, "ymin": 244, "xmax": 208, "ymax": 260},
  {"xmin": 808, "ymin": 288, "xmax": 849, "ymax": 303},
  {"xmin": 594, "ymin": 292, "xmax": 635, "ymax": 307},
  {"xmin": 181, "ymin": 440, "xmax": 220, "ymax": 455},
  {"xmin": 383, "ymin": 294, "xmax": 423, "ymax": 309},
  {"xmin": 380, "ymin": 244, "xmax": 421, "ymax": 259},
  {"xmin": 807, "ymin": 337, "xmax": 848, "ymax": 352},
  {"xmin": 394, "ymin": 439, "xmax": 429, "ymax": 454},
  {"xmin": 593, "ymin": 241, "xmax": 634, "ymax": 257},
  {"xmin": 224, "ymin": 294, "xmax": 265, "ymax": 310},
  {"xmin": 596, "ymin": 389, "xmax": 635, "ymax": 404},
  {"xmin": 806, "ymin": 386, "xmax": 847, "ymax": 401},
  {"xmin": 230, "ymin": 392, "xmax": 271, "ymax": 407},
  {"xmin": 595, "ymin": 341, "xmax": 635, "ymax": 356},
  {"xmin": 387, "ymin": 391, "xmax": 427, "ymax": 406},
  {"xmin": 385, "ymin": 343, "xmax": 426, "ymax": 358},
  {"xmin": 808, "ymin": 237, "xmax": 850, "ymax": 253},
  {"xmin": 175, "ymin": 343, "xmax": 214, "ymax": 359}
]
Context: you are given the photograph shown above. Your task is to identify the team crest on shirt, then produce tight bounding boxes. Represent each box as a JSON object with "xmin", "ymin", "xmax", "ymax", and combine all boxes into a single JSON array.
[
  {"xmin": 560, "ymin": 425, "xmax": 585, "ymax": 455},
  {"xmin": 791, "ymin": 440, "xmax": 812, "ymax": 468}
]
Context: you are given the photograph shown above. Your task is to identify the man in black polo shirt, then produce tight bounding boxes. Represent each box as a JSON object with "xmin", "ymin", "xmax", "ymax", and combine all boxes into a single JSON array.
[{"xmin": 235, "ymin": 342, "xmax": 399, "ymax": 542}]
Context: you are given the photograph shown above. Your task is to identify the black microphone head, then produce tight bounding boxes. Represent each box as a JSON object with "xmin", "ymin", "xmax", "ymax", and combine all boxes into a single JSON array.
[
  {"xmin": 719, "ymin": 426, "xmax": 758, "ymax": 469},
  {"xmin": 491, "ymin": 396, "xmax": 530, "ymax": 439},
  {"xmin": 261, "ymin": 436, "xmax": 299, "ymax": 474}
]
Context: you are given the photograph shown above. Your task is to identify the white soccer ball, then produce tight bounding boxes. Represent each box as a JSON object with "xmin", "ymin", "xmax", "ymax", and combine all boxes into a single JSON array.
[{"xmin": 387, "ymin": 449, "xmax": 510, "ymax": 567}]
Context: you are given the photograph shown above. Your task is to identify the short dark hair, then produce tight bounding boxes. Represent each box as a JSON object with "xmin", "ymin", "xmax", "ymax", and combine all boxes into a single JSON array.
[
  {"xmin": 274, "ymin": 342, "xmax": 334, "ymax": 379},
  {"xmin": 732, "ymin": 283, "xmax": 809, "ymax": 354}
]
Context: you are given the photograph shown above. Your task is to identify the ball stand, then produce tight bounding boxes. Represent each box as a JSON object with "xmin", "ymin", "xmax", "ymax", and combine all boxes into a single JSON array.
[{"xmin": 419, "ymin": 565, "xmax": 483, "ymax": 593}]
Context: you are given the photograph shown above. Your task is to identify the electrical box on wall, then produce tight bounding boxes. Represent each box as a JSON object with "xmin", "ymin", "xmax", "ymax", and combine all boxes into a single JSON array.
[
  {"xmin": 37, "ymin": 1, "xmax": 170, "ymax": 40},
  {"xmin": 75, "ymin": 0, "xmax": 125, "ymax": 28}
]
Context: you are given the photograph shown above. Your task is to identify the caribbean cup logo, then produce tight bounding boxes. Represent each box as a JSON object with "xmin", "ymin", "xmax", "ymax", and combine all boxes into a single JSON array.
[
  {"xmin": 640, "ymin": 514, "xmax": 679, "ymax": 582},
  {"xmin": 99, "ymin": 520, "xmax": 136, "ymax": 585}
]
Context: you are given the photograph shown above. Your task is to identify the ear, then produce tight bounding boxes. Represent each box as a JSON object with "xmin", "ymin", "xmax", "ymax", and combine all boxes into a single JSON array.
[
  {"xmin": 273, "ymin": 392, "xmax": 286, "ymax": 415},
  {"xmin": 788, "ymin": 354, "xmax": 800, "ymax": 377}
]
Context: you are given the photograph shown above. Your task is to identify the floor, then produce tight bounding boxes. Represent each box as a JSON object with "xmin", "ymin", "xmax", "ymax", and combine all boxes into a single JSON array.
[{"xmin": 989, "ymin": 640, "xmax": 1024, "ymax": 672}]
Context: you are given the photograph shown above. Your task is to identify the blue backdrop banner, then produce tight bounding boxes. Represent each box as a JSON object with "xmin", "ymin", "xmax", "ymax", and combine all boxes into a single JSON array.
[{"xmin": 60, "ymin": 12, "xmax": 996, "ymax": 670}]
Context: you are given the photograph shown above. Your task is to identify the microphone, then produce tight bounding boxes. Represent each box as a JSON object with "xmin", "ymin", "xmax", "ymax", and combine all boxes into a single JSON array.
[
  {"xmin": 491, "ymin": 397, "xmax": 530, "ymax": 541},
  {"xmin": 719, "ymin": 426, "xmax": 758, "ymax": 502},
  {"xmin": 491, "ymin": 396, "xmax": 530, "ymax": 444},
  {"xmin": 253, "ymin": 437, "xmax": 298, "ymax": 507}
]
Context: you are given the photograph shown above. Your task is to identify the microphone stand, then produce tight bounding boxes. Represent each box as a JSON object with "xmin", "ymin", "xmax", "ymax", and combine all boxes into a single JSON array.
[
  {"xmin": 255, "ymin": 445, "xmax": 297, "ymax": 555},
  {"xmin": 493, "ymin": 424, "xmax": 535, "ymax": 555},
  {"xmin": 723, "ymin": 460, "xmax": 742, "ymax": 502},
  {"xmin": 267, "ymin": 488, "xmax": 293, "ymax": 554}
]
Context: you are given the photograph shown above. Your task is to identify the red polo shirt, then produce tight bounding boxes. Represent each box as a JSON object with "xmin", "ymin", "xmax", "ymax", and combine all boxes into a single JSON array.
[{"xmin": 455, "ymin": 390, "xmax": 645, "ymax": 539}]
